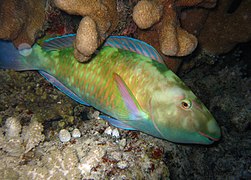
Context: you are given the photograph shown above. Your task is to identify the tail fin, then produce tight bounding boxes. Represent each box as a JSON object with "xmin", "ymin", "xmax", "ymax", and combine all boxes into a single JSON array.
[{"xmin": 0, "ymin": 40, "xmax": 36, "ymax": 71}]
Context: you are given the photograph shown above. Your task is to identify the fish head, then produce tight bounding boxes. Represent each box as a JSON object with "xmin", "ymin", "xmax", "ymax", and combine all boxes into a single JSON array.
[{"xmin": 150, "ymin": 77, "xmax": 221, "ymax": 144}]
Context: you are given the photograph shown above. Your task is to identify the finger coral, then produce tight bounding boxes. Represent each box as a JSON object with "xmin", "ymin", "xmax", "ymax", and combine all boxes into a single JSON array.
[
  {"xmin": 133, "ymin": 0, "xmax": 162, "ymax": 29},
  {"xmin": 133, "ymin": 0, "xmax": 217, "ymax": 57},
  {"xmin": 0, "ymin": 0, "xmax": 46, "ymax": 47},
  {"xmin": 0, "ymin": 117, "xmax": 45, "ymax": 157},
  {"xmin": 74, "ymin": 16, "xmax": 99, "ymax": 62},
  {"xmin": 54, "ymin": 0, "xmax": 119, "ymax": 62}
]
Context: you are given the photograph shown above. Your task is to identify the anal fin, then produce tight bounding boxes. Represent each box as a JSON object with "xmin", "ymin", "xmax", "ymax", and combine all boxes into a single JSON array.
[{"xmin": 100, "ymin": 115, "xmax": 136, "ymax": 130}]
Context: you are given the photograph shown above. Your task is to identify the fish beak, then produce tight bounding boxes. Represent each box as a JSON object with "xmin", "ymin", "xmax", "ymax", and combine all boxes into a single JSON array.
[{"xmin": 199, "ymin": 131, "xmax": 220, "ymax": 142}]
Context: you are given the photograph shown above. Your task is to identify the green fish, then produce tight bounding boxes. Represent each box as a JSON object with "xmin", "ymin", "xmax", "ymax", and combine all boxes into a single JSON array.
[{"xmin": 0, "ymin": 35, "xmax": 221, "ymax": 144}]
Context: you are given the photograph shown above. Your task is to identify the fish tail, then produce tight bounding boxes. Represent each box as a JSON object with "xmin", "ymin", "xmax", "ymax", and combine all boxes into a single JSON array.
[{"xmin": 0, "ymin": 40, "xmax": 39, "ymax": 71}]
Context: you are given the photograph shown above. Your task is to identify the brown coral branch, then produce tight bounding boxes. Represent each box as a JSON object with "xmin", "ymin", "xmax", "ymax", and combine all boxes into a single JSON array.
[
  {"xmin": 74, "ymin": 17, "xmax": 99, "ymax": 62},
  {"xmin": 134, "ymin": 0, "xmax": 199, "ymax": 57},
  {"xmin": 159, "ymin": 0, "xmax": 179, "ymax": 56},
  {"xmin": 133, "ymin": 0, "xmax": 163, "ymax": 29},
  {"xmin": 54, "ymin": 0, "xmax": 118, "ymax": 62}
]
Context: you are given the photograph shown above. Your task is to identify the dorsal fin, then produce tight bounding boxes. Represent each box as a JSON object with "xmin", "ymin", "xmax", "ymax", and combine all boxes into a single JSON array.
[
  {"xmin": 104, "ymin": 36, "xmax": 164, "ymax": 64},
  {"xmin": 41, "ymin": 34, "xmax": 76, "ymax": 51}
]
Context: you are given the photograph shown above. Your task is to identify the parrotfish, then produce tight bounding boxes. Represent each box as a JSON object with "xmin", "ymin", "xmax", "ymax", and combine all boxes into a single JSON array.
[{"xmin": 0, "ymin": 35, "xmax": 221, "ymax": 144}]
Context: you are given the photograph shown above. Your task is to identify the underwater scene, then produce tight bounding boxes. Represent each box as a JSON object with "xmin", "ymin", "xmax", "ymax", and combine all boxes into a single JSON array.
[{"xmin": 0, "ymin": 0, "xmax": 250, "ymax": 179}]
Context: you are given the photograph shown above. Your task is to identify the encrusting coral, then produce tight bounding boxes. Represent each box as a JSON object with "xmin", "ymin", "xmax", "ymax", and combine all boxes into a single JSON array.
[
  {"xmin": 53, "ymin": 0, "xmax": 119, "ymax": 62},
  {"xmin": 0, "ymin": 0, "xmax": 46, "ymax": 47},
  {"xmin": 180, "ymin": 0, "xmax": 251, "ymax": 55},
  {"xmin": 133, "ymin": 0, "xmax": 217, "ymax": 57},
  {"xmin": 197, "ymin": 0, "xmax": 251, "ymax": 54}
]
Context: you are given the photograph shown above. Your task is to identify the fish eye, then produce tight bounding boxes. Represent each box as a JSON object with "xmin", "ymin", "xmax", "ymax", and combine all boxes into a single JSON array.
[{"xmin": 181, "ymin": 99, "xmax": 192, "ymax": 109}]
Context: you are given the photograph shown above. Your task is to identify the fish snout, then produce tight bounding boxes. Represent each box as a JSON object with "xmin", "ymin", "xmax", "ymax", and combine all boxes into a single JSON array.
[{"xmin": 199, "ymin": 118, "xmax": 221, "ymax": 142}]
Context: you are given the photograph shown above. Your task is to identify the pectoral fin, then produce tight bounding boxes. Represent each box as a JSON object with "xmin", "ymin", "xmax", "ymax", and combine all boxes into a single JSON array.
[{"xmin": 113, "ymin": 73, "xmax": 148, "ymax": 120}]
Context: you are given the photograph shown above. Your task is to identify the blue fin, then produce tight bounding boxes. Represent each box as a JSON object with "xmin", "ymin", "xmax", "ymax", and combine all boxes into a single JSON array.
[
  {"xmin": 39, "ymin": 71, "xmax": 89, "ymax": 106},
  {"xmin": 41, "ymin": 34, "xmax": 76, "ymax": 51},
  {"xmin": 0, "ymin": 40, "xmax": 35, "ymax": 70},
  {"xmin": 113, "ymin": 73, "xmax": 148, "ymax": 120},
  {"xmin": 105, "ymin": 36, "xmax": 164, "ymax": 64},
  {"xmin": 100, "ymin": 115, "xmax": 136, "ymax": 130}
]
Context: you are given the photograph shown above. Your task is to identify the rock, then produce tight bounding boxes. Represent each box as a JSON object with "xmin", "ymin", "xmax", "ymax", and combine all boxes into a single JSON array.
[
  {"xmin": 119, "ymin": 138, "xmax": 127, "ymax": 149},
  {"xmin": 112, "ymin": 128, "xmax": 120, "ymax": 138},
  {"xmin": 117, "ymin": 160, "xmax": 129, "ymax": 169},
  {"xmin": 104, "ymin": 127, "xmax": 113, "ymax": 136},
  {"xmin": 59, "ymin": 129, "xmax": 71, "ymax": 143},
  {"xmin": 72, "ymin": 128, "xmax": 81, "ymax": 138}
]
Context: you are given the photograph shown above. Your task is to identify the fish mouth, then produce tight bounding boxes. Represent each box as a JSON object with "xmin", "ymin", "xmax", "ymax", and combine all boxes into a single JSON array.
[{"xmin": 199, "ymin": 131, "xmax": 220, "ymax": 142}]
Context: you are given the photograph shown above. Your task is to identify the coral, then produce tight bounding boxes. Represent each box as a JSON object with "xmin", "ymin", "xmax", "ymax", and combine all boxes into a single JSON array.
[
  {"xmin": 74, "ymin": 16, "xmax": 99, "ymax": 62},
  {"xmin": 181, "ymin": 0, "xmax": 251, "ymax": 55},
  {"xmin": 15, "ymin": 146, "xmax": 81, "ymax": 179},
  {"xmin": 54, "ymin": 0, "xmax": 119, "ymax": 62},
  {"xmin": 0, "ymin": 117, "xmax": 23, "ymax": 156},
  {"xmin": 4, "ymin": 117, "xmax": 22, "ymax": 139},
  {"xmin": 0, "ymin": 0, "xmax": 46, "ymax": 47},
  {"xmin": 0, "ymin": 116, "xmax": 44, "ymax": 157},
  {"xmin": 180, "ymin": 8, "xmax": 210, "ymax": 36},
  {"xmin": 78, "ymin": 146, "xmax": 106, "ymax": 175},
  {"xmin": 133, "ymin": 0, "xmax": 162, "ymax": 29},
  {"xmin": 133, "ymin": 0, "xmax": 217, "ymax": 57},
  {"xmin": 158, "ymin": 0, "xmax": 198, "ymax": 57},
  {"xmin": 197, "ymin": 0, "xmax": 251, "ymax": 54},
  {"xmin": 0, "ymin": 122, "xmax": 170, "ymax": 179},
  {"xmin": 0, "ymin": 168, "xmax": 19, "ymax": 180},
  {"xmin": 22, "ymin": 119, "xmax": 45, "ymax": 153},
  {"xmin": 40, "ymin": 147, "xmax": 81, "ymax": 179}
]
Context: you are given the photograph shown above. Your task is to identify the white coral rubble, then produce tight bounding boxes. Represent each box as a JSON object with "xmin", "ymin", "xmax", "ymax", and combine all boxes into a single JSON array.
[{"xmin": 0, "ymin": 117, "xmax": 44, "ymax": 156}]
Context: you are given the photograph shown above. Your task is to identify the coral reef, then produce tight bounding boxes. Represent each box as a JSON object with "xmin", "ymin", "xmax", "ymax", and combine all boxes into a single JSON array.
[
  {"xmin": 133, "ymin": 0, "xmax": 217, "ymax": 57},
  {"xmin": 0, "ymin": 103, "xmax": 169, "ymax": 178},
  {"xmin": 181, "ymin": 0, "xmax": 251, "ymax": 55},
  {"xmin": 53, "ymin": 0, "xmax": 119, "ymax": 62},
  {"xmin": 0, "ymin": 0, "xmax": 46, "ymax": 47}
]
